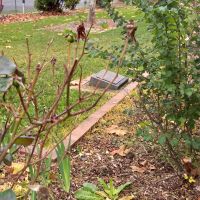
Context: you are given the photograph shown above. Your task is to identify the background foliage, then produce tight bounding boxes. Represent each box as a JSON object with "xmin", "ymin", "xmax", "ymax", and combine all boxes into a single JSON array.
[{"xmin": 91, "ymin": 0, "xmax": 200, "ymax": 171}]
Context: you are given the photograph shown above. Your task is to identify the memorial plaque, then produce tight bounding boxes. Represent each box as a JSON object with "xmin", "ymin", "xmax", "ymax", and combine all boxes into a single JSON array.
[{"xmin": 89, "ymin": 70, "xmax": 128, "ymax": 90}]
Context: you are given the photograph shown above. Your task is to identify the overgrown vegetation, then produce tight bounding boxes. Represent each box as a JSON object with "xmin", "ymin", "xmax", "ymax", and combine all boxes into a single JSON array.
[
  {"xmin": 95, "ymin": 0, "xmax": 200, "ymax": 175},
  {"xmin": 0, "ymin": 25, "xmax": 110, "ymax": 199},
  {"xmin": 1, "ymin": 0, "xmax": 199, "ymax": 198},
  {"xmin": 34, "ymin": 0, "xmax": 61, "ymax": 12},
  {"xmin": 34, "ymin": 0, "xmax": 80, "ymax": 11},
  {"xmin": 64, "ymin": 0, "xmax": 80, "ymax": 10}
]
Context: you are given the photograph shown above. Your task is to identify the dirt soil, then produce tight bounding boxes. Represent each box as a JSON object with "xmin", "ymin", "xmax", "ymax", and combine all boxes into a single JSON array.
[
  {"xmin": 44, "ymin": 19, "xmax": 116, "ymax": 34},
  {"xmin": 51, "ymin": 96, "xmax": 200, "ymax": 199}
]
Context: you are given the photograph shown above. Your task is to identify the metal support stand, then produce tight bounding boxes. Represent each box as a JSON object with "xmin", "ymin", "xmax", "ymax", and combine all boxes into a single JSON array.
[
  {"xmin": 22, "ymin": 0, "xmax": 25, "ymax": 14},
  {"xmin": 15, "ymin": 0, "xmax": 17, "ymax": 12},
  {"xmin": 22, "ymin": 3, "xmax": 25, "ymax": 14}
]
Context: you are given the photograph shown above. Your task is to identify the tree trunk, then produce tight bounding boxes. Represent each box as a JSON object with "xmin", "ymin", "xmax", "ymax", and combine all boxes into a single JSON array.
[
  {"xmin": 0, "ymin": 0, "xmax": 3, "ymax": 13},
  {"xmin": 88, "ymin": 0, "xmax": 96, "ymax": 25}
]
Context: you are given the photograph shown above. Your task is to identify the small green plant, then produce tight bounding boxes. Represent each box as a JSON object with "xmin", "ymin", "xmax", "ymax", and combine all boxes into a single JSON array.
[
  {"xmin": 75, "ymin": 179, "xmax": 132, "ymax": 200},
  {"xmin": 64, "ymin": 29, "xmax": 76, "ymax": 43},
  {"xmin": 40, "ymin": 156, "xmax": 52, "ymax": 186},
  {"xmin": 29, "ymin": 165, "xmax": 37, "ymax": 200},
  {"xmin": 100, "ymin": 21, "xmax": 109, "ymax": 29},
  {"xmin": 98, "ymin": 178, "xmax": 131, "ymax": 200},
  {"xmin": 56, "ymin": 141, "xmax": 71, "ymax": 193}
]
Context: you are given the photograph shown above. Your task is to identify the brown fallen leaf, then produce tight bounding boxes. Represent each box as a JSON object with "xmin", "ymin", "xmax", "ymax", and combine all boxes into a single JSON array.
[
  {"xmin": 4, "ymin": 162, "xmax": 25, "ymax": 175},
  {"xmin": 106, "ymin": 125, "xmax": 127, "ymax": 136},
  {"xmin": 49, "ymin": 172, "xmax": 57, "ymax": 181},
  {"xmin": 182, "ymin": 157, "xmax": 200, "ymax": 177},
  {"xmin": 12, "ymin": 162, "xmax": 25, "ymax": 174},
  {"xmin": 182, "ymin": 157, "xmax": 192, "ymax": 163},
  {"xmin": 149, "ymin": 164, "xmax": 156, "ymax": 170},
  {"xmin": 139, "ymin": 160, "xmax": 148, "ymax": 167},
  {"xmin": 138, "ymin": 160, "xmax": 156, "ymax": 171},
  {"xmin": 131, "ymin": 165, "xmax": 146, "ymax": 173},
  {"xmin": 111, "ymin": 145, "xmax": 131, "ymax": 157},
  {"xmin": 182, "ymin": 157, "xmax": 192, "ymax": 173},
  {"xmin": 4, "ymin": 166, "xmax": 14, "ymax": 174}
]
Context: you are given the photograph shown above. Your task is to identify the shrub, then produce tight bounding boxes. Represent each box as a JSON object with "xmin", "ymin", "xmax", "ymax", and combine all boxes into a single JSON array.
[
  {"xmin": 96, "ymin": 0, "xmax": 104, "ymax": 8},
  {"xmin": 64, "ymin": 0, "xmax": 80, "ymax": 10},
  {"xmin": 0, "ymin": 26, "xmax": 108, "ymax": 198},
  {"xmin": 90, "ymin": 0, "xmax": 200, "ymax": 172},
  {"xmin": 34, "ymin": 0, "xmax": 61, "ymax": 12},
  {"xmin": 100, "ymin": 21, "xmax": 109, "ymax": 29}
]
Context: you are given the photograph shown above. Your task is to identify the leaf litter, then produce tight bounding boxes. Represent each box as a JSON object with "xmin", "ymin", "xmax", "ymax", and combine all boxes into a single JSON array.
[{"xmin": 49, "ymin": 96, "xmax": 200, "ymax": 199}]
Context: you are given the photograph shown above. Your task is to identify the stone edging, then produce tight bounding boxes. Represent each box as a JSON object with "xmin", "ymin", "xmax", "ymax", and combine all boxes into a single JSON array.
[{"xmin": 50, "ymin": 81, "xmax": 138, "ymax": 159}]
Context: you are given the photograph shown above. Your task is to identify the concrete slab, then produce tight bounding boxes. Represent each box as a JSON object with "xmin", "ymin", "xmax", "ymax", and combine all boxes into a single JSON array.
[{"xmin": 89, "ymin": 70, "xmax": 129, "ymax": 90}]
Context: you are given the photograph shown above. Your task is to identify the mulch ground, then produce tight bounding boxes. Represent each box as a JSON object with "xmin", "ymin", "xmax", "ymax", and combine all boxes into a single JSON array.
[
  {"xmin": 1, "ymin": 96, "xmax": 200, "ymax": 199},
  {"xmin": 0, "ymin": 9, "xmax": 103, "ymax": 24},
  {"xmin": 51, "ymin": 96, "xmax": 200, "ymax": 199},
  {"xmin": 0, "ymin": 12, "xmax": 69, "ymax": 24},
  {"xmin": 43, "ymin": 18, "xmax": 116, "ymax": 34}
]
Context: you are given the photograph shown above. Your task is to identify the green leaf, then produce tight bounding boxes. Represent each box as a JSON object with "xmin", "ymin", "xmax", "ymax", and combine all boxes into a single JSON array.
[
  {"xmin": 0, "ymin": 56, "xmax": 16, "ymax": 75},
  {"xmin": 3, "ymin": 153, "xmax": 13, "ymax": 166},
  {"xmin": 191, "ymin": 138, "xmax": 200, "ymax": 151},
  {"xmin": 83, "ymin": 183, "xmax": 98, "ymax": 192},
  {"xmin": 56, "ymin": 142, "xmax": 71, "ymax": 192},
  {"xmin": 0, "ymin": 77, "xmax": 13, "ymax": 92},
  {"xmin": 75, "ymin": 188, "xmax": 103, "ymax": 200},
  {"xmin": 185, "ymin": 88, "xmax": 193, "ymax": 97},
  {"xmin": 14, "ymin": 136, "xmax": 34, "ymax": 147},
  {"xmin": 0, "ymin": 189, "xmax": 16, "ymax": 200},
  {"xmin": 158, "ymin": 6, "xmax": 167, "ymax": 12},
  {"xmin": 109, "ymin": 179, "xmax": 114, "ymax": 193},
  {"xmin": 95, "ymin": 191, "xmax": 108, "ymax": 198},
  {"xmin": 116, "ymin": 182, "xmax": 132, "ymax": 195},
  {"xmin": 158, "ymin": 134, "xmax": 167, "ymax": 145},
  {"xmin": 170, "ymin": 138, "xmax": 179, "ymax": 147},
  {"xmin": 98, "ymin": 178, "xmax": 109, "ymax": 191}
]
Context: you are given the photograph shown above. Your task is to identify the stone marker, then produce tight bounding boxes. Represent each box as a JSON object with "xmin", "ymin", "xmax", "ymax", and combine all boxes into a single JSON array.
[{"xmin": 89, "ymin": 69, "xmax": 128, "ymax": 90}]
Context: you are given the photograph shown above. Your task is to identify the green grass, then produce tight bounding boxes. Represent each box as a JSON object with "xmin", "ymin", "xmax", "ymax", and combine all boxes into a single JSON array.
[
  {"xmin": 0, "ymin": 6, "xmax": 151, "ymax": 141},
  {"xmin": 0, "ymin": 6, "xmax": 150, "ymax": 75}
]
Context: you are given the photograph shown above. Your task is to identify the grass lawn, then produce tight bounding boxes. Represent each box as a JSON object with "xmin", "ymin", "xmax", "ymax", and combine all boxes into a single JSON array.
[{"xmin": 0, "ymin": 6, "xmax": 151, "ymax": 141}]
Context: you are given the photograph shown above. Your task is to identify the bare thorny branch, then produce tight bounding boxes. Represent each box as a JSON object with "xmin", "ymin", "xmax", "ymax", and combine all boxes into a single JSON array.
[{"xmin": 0, "ymin": 24, "xmax": 119, "ymax": 197}]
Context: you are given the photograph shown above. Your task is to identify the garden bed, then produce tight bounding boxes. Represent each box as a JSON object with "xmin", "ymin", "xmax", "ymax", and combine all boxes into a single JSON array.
[
  {"xmin": 51, "ymin": 96, "xmax": 200, "ymax": 199},
  {"xmin": 0, "ymin": 8, "xmax": 104, "ymax": 24},
  {"xmin": 1, "ymin": 95, "xmax": 199, "ymax": 199},
  {"xmin": 44, "ymin": 19, "xmax": 117, "ymax": 34},
  {"xmin": 0, "ymin": 12, "xmax": 70, "ymax": 24}
]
